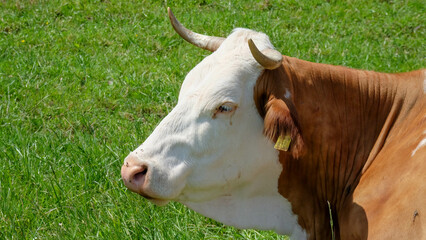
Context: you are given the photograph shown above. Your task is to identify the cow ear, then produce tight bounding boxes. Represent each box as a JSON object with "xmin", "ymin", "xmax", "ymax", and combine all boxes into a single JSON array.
[{"xmin": 263, "ymin": 97, "xmax": 304, "ymax": 159}]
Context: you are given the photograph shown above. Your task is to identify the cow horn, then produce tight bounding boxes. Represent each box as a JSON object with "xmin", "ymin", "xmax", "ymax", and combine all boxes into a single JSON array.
[
  {"xmin": 168, "ymin": 8, "xmax": 225, "ymax": 52},
  {"xmin": 248, "ymin": 39, "xmax": 283, "ymax": 70}
]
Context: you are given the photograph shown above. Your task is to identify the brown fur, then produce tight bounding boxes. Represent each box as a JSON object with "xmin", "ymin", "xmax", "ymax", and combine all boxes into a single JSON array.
[{"xmin": 254, "ymin": 55, "xmax": 426, "ymax": 239}]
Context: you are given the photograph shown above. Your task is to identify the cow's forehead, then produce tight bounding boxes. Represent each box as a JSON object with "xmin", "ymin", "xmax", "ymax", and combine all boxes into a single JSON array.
[
  {"xmin": 217, "ymin": 28, "xmax": 275, "ymax": 54},
  {"xmin": 178, "ymin": 28, "xmax": 275, "ymax": 105}
]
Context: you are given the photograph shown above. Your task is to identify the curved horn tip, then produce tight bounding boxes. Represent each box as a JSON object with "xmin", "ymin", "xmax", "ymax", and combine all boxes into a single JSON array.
[
  {"xmin": 166, "ymin": 7, "xmax": 224, "ymax": 52},
  {"xmin": 167, "ymin": 7, "xmax": 178, "ymax": 27},
  {"xmin": 248, "ymin": 39, "xmax": 283, "ymax": 70},
  {"xmin": 167, "ymin": 7, "xmax": 173, "ymax": 21}
]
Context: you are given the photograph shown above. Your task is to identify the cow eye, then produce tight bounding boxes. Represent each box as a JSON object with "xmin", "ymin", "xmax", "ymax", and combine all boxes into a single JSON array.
[
  {"xmin": 218, "ymin": 105, "xmax": 233, "ymax": 112},
  {"xmin": 214, "ymin": 102, "xmax": 237, "ymax": 117}
]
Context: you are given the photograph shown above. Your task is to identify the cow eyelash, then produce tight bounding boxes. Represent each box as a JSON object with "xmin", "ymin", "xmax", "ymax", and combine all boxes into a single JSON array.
[{"xmin": 213, "ymin": 102, "xmax": 237, "ymax": 118}]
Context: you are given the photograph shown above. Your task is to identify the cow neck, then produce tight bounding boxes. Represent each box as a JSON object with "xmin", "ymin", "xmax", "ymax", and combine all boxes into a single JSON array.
[{"xmin": 259, "ymin": 56, "xmax": 413, "ymax": 239}]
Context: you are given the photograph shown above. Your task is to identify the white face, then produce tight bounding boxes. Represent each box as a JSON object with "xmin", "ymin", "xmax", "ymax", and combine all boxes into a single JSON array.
[
  {"xmin": 136, "ymin": 60, "xmax": 267, "ymax": 200},
  {"xmin": 121, "ymin": 29, "xmax": 305, "ymax": 237}
]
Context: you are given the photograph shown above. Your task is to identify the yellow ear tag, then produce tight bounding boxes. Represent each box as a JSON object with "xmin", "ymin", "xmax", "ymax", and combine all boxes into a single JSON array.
[{"xmin": 274, "ymin": 135, "xmax": 291, "ymax": 151}]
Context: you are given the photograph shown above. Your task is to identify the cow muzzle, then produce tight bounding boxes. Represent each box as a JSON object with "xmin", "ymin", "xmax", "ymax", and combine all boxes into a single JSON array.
[
  {"xmin": 121, "ymin": 152, "xmax": 183, "ymax": 206},
  {"xmin": 121, "ymin": 153, "xmax": 150, "ymax": 196}
]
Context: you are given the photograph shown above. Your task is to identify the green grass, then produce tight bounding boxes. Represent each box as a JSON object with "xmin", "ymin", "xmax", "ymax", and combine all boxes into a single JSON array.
[{"xmin": 0, "ymin": 0, "xmax": 424, "ymax": 239}]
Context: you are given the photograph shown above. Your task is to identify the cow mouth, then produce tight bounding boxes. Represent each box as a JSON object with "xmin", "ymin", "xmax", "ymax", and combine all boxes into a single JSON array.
[
  {"xmin": 131, "ymin": 187, "xmax": 170, "ymax": 206},
  {"xmin": 144, "ymin": 197, "xmax": 170, "ymax": 206},
  {"xmin": 136, "ymin": 190, "xmax": 170, "ymax": 206}
]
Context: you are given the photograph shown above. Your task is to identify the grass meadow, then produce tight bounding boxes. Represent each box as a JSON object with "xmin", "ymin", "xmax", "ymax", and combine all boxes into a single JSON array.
[{"xmin": 0, "ymin": 0, "xmax": 424, "ymax": 239}]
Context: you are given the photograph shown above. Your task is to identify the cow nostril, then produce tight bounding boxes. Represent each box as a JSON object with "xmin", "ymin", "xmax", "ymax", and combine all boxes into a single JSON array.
[
  {"xmin": 129, "ymin": 165, "xmax": 148, "ymax": 184},
  {"xmin": 134, "ymin": 167, "xmax": 148, "ymax": 182}
]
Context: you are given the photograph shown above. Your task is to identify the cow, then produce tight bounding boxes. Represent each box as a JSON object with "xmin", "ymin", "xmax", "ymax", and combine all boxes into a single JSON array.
[{"xmin": 121, "ymin": 8, "xmax": 426, "ymax": 240}]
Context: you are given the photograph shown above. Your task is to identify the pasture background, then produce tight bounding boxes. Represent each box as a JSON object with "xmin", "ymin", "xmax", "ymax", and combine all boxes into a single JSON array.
[{"xmin": 0, "ymin": 0, "xmax": 424, "ymax": 239}]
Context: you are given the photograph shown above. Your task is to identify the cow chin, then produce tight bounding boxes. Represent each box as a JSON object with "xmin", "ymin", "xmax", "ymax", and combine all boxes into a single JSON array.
[
  {"xmin": 134, "ymin": 189, "xmax": 170, "ymax": 206},
  {"xmin": 146, "ymin": 198, "xmax": 170, "ymax": 206},
  {"xmin": 137, "ymin": 187, "xmax": 172, "ymax": 206},
  {"xmin": 124, "ymin": 178, "xmax": 175, "ymax": 206}
]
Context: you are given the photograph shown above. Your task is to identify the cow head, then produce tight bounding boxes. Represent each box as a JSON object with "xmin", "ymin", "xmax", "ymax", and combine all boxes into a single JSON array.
[{"xmin": 121, "ymin": 9, "xmax": 305, "ymax": 236}]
